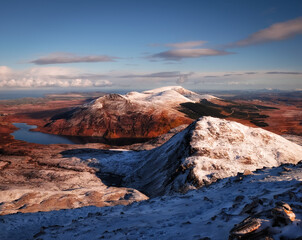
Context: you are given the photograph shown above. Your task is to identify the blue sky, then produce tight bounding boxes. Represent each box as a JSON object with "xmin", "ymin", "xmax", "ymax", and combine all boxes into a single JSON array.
[{"xmin": 0, "ymin": 0, "xmax": 302, "ymax": 90}]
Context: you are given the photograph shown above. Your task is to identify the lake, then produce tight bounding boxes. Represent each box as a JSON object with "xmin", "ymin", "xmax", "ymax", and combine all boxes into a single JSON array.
[
  {"xmin": 11, "ymin": 123, "xmax": 151, "ymax": 145},
  {"xmin": 12, "ymin": 123, "xmax": 75, "ymax": 144}
]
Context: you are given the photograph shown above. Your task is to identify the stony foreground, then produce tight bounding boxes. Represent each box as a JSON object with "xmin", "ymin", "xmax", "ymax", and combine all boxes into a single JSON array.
[
  {"xmin": 0, "ymin": 143, "xmax": 147, "ymax": 215},
  {"xmin": 1, "ymin": 163, "xmax": 302, "ymax": 240}
]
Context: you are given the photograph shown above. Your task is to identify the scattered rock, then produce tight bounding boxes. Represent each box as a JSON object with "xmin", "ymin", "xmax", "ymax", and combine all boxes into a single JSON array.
[
  {"xmin": 204, "ymin": 196, "xmax": 212, "ymax": 202},
  {"xmin": 0, "ymin": 161, "xmax": 10, "ymax": 170},
  {"xmin": 235, "ymin": 195, "xmax": 245, "ymax": 202},
  {"xmin": 231, "ymin": 201, "xmax": 298, "ymax": 239},
  {"xmin": 243, "ymin": 169, "xmax": 253, "ymax": 175},
  {"xmin": 229, "ymin": 217, "xmax": 263, "ymax": 239},
  {"xmin": 240, "ymin": 198, "xmax": 263, "ymax": 215},
  {"xmin": 282, "ymin": 166, "xmax": 292, "ymax": 172},
  {"xmin": 272, "ymin": 201, "xmax": 295, "ymax": 225}
]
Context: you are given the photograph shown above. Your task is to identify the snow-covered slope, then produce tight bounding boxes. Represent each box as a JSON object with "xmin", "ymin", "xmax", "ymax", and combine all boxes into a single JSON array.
[
  {"xmin": 0, "ymin": 149, "xmax": 148, "ymax": 215},
  {"xmin": 125, "ymin": 86, "xmax": 216, "ymax": 106},
  {"xmin": 68, "ymin": 116, "xmax": 302, "ymax": 197},
  {"xmin": 2, "ymin": 163, "xmax": 302, "ymax": 240}
]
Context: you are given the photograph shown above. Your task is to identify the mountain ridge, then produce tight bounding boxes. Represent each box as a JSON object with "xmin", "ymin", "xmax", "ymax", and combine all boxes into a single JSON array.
[{"xmin": 68, "ymin": 116, "xmax": 302, "ymax": 197}]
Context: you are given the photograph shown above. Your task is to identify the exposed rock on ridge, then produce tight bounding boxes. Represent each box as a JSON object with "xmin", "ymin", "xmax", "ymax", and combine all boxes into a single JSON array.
[{"xmin": 80, "ymin": 116, "xmax": 302, "ymax": 197}]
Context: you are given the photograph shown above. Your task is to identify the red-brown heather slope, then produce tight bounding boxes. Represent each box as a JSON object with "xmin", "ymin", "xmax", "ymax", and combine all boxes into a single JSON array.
[{"xmin": 42, "ymin": 93, "xmax": 192, "ymax": 138}]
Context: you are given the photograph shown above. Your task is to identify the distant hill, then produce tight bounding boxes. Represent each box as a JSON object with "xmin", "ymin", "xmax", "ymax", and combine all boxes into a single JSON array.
[{"xmin": 41, "ymin": 86, "xmax": 214, "ymax": 138}]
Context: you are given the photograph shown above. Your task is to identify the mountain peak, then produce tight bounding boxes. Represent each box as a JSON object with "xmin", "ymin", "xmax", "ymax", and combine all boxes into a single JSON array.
[
  {"xmin": 142, "ymin": 85, "xmax": 184, "ymax": 93},
  {"xmin": 95, "ymin": 116, "xmax": 302, "ymax": 196},
  {"xmin": 126, "ymin": 86, "xmax": 209, "ymax": 105}
]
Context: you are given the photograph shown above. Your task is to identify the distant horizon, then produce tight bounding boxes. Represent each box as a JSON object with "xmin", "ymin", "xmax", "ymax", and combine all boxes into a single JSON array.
[
  {"xmin": 0, "ymin": 0, "xmax": 301, "ymax": 91},
  {"xmin": 1, "ymin": 85, "xmax": 301, "ymax": 101}
]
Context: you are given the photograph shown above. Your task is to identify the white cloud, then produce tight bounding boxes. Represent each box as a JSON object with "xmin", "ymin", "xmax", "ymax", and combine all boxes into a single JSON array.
[
  {"xmin": 231, "ymin": 17, "xmax": 302, "ymax": 47},
  {"xmin": 0, "ymin": 66, "xmax": 12, "ymax": 76}
]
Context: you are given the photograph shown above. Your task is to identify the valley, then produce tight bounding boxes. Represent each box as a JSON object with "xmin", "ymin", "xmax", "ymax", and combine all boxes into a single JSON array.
[{"xmin": 0, "ymin": 87, "xmax": 302, "ymax": 239}]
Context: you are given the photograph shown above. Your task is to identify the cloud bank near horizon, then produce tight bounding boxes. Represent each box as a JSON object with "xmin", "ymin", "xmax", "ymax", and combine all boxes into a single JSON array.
[
  {"xmin": 1, "ymin": 66, "xmax": 301, "ymax": 90},
  {"xmin": 0, "ymin": 66, "xmax": 113, "ymax": 88}
]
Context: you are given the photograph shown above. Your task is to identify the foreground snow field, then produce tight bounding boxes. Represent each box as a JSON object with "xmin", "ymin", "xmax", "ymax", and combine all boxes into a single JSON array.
[{"xmin": 1, "ymin": 163, "xmax": 302, "ymax": 239}]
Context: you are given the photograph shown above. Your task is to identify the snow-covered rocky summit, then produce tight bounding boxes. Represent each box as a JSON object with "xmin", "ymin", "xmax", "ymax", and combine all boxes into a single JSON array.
[
  {"xmin": 86, "ymin": 86, "xmax": 211, "ymax": 109},
  {"xmin": 85, "ymin": 85, "xmax": 216, "ymax": 110},
  {"xmin": 79, "ymin": 116, "xmax": 302, "ymax": 197},
  {"xmin": 183, "ymin": 116, "xmax": 302, "ymax": 185}
]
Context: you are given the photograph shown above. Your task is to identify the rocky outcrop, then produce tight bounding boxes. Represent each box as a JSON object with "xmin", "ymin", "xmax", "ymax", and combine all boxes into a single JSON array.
[{"xmin": 230, "ymin": 201, "xmax": 298, "ymax": 239}]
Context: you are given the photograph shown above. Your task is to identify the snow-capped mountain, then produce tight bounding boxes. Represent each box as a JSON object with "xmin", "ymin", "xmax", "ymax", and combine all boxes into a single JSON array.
[
  {"xmin": 70, "ymin": 116, "xmax": 302, "ymax": 197},
  {"xmin": 125, "ymin": 86, "xmax": 216, "ymax": 105},
  {"xmin": 41, "ymin": 86, "xmax": 212, "ymax": 138}
]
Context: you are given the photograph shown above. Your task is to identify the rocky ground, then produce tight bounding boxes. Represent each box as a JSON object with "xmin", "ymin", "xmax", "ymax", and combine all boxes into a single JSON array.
[
  {"xmin": 1, "ymin": 162, "xmax": 302, "ymax": 239},
  {"xmin": 0, "ymin": 142, "xmax": 147, "ymax": 215}
]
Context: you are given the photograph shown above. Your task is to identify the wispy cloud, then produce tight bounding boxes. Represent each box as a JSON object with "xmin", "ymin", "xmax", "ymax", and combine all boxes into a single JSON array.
[
  {"xmin": 230, "ymin": 17, "xmax": 302, "ymax": 47},
  {"xmin": 150, "ymin": 49, "xmax": 232, "ymax": 61},
  {"xmin": 266, "ymin": 71, "xmax": 302, "ymax": 75},
  {"xmin": 150, "ymin": 41, "xmax": 207, "ymax": 49},
  {"xmin": 245, "ymin": 72, "xmax": 257, "ymax": 75},
  {"xmin": 120, "ymin": 71, "xmax": 191, "ymax": 78},
  {"xmin": 30, "ymin": 52, "xmax": 118, "ymax": 65},
  {"xmin": 53, "ymin": 73, "xmax": 108, "ymax": 80},
  {"xmin": 148, "ymin": 17, "xmax": 302, "ymax": 61},
  {"xmin": 159, "ymin": 41, "xmax": 207, "ymax": 48},
  {"xmin": 148, "ymin": 40, "xmax": 231, "ymax": 61},
  {"xmin": 120, "ymin": 71, "xmax": 193, "ymax": 83},
  {"xmin": 165, "ymin": 41, "xmax": 207, "ymax": 48}
]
